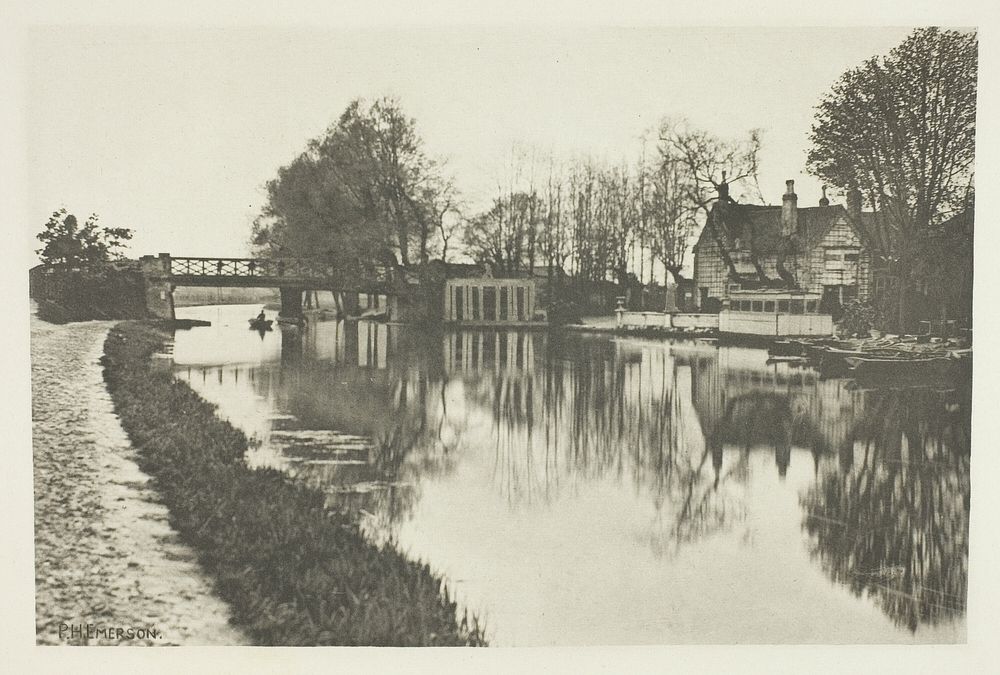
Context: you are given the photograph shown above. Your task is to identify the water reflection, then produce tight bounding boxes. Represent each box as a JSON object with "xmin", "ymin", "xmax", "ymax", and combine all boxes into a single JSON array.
[
  {"xmin": 172, "ymin": 306, "xmax": 970, "ymax": 643},
  {"xmin": 801, "ymin": 386, "xmax": 970, "ymax": 631}
]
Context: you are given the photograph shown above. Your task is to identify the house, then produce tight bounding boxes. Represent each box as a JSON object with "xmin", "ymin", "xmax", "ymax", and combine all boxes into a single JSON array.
[{"xmin": 693, "ymin": 179, "xmax": 873, "ymax": 316}]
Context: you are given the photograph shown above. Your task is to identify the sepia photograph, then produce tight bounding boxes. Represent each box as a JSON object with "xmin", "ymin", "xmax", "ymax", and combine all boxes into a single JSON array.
[{"xmin": 3, "ymin": 2, "xmax": 998, "ymax": 672}]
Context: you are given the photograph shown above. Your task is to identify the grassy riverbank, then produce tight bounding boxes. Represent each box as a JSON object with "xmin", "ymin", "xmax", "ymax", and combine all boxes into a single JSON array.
[{"xmin": 101, "ymin": 322, "xmax": 485, "ymax": 646}]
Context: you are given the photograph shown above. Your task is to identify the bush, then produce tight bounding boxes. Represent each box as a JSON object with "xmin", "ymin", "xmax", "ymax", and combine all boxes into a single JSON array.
[
  {"xmin": 701, "ymin": 297, "xmax": 722, "ymax": 314},
  {"xmin": 32, "ymin": 267, "xmax": 148, "ymax": 323},
  {"xmin": 102, "ymin": 323, "xmax": 486, "ymax": 646},
  {"xmin": 547, "ymin": 298, "xmax": 583, "ymax": 325},
  {"xmin": 839, "ymin": 299, "xmax": 881, "ymax": 337}
]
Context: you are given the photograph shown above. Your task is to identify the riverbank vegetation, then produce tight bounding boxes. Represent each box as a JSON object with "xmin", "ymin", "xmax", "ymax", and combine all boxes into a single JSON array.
[{"xmin": 101, "ymin": 321, "xmax": 486, "ymax": 646}]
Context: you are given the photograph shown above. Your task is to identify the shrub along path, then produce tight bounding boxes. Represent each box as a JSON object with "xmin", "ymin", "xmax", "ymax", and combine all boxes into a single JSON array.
[
  {"xmin": 31, "ymin": 311, "xmax": 244, "ymax": 645},
  {"xmin": 100, "ymin": 322, "xmax": 485, "ymax": 646}
]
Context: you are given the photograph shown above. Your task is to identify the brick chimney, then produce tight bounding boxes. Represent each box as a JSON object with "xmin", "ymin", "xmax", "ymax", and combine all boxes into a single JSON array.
[
  {"xmin": 819, "ymin": 185, "xmax": 830, "ymax": 207},
  {"xmin": 717, "ymin": 170, "xmax": 729, "ymax": 202},
  {"xmin": 781, "ymin": 179, "xmax": 797, "ymax": 237}
]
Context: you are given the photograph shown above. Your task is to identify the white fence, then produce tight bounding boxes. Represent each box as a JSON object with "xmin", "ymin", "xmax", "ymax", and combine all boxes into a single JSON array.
[
  {"xmin": 719, "ymin": 311, "xmax": 833, "ymax": 336},
  {"xmin": 616, "ymin": 311, "xmax": 719, "ymax": 330},
  {"xmin": 617, "ymin": 310, "xmax": 832, "ymax": 336}
]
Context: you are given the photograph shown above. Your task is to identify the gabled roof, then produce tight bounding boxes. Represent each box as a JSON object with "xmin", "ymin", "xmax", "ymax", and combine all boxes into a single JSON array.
[{"xmin": 698, "ymin": 202, "xmax": 852, "ymax": 254}]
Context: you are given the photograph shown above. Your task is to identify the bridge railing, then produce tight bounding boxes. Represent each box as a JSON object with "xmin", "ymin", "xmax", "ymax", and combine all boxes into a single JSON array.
[{"xmin": 168, "ymin": 257, "xmax": 392, "ymax": 284}]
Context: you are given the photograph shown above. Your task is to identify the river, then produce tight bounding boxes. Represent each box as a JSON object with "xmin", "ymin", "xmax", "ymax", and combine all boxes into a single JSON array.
[{"xmin": 170, "ymin": 304, "xmax": 970, "ymax": 645}]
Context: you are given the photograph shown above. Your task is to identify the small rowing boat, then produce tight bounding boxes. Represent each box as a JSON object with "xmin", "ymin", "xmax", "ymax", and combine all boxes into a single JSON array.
[{"xmin": 248, "ymin": 318, "xmax": 273, "ymax": 331}]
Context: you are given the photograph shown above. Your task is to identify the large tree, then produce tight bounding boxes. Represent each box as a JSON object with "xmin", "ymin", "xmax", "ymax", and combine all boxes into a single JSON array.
[
  {"xmin": 807, "ymin": 28, "xmax": 977, "ymax": 330},
  {"xmin": 252, "ymin": 98, "xmax": 451, "ymax": 272}
]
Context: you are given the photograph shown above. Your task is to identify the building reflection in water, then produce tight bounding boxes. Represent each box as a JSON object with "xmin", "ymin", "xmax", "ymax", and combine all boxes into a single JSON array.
[{"xmin": 173, "ymin": 317, "xmax": 970, "ymax": 634}]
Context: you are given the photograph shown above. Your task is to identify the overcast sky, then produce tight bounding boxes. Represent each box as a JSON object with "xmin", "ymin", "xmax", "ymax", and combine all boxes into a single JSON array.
[{"xmin": 24, "ymin": 25, "xmax": 915, "ymax": 260}]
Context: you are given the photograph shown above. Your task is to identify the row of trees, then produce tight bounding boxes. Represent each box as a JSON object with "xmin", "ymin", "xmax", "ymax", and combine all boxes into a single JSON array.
[
  {"xmin": 251, "ymin": 97, "xmax": 763, "ymax": 293},
  {"xmin": 461, "ymin": 125, "xmax": 762, "ymax": 288}
]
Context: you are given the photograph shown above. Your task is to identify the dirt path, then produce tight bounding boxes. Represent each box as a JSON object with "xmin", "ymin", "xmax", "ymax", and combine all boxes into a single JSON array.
[{"xmin": 31, "ymin": 311, "xmax": 245, "ymax": 645}]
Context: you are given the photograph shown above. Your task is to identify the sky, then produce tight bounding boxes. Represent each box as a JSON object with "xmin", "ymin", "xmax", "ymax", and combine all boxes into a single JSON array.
[{"xmin": 23, "ymin": 25, "xmax": 916, "ymax": 262}]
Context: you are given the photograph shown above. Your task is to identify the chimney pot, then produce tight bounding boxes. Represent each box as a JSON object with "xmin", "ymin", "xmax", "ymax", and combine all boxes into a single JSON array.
[
  {"xmin": 819, "ymin": 185, "xmax": 830, "ymax": 207},
  {"xmin": 785, "ymin": 179, "xmax": 795, "ymax": 196}
]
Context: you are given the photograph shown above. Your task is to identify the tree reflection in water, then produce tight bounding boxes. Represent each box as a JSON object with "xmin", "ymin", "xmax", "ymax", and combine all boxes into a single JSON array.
[
  {"xmin": 220, "ymin": 322, "xmax": 968, "ymax": 631},
  {"xmin": 457, "ymin": 333, "xmax": 747, "ymax": 557},
  {"xmin": 801, "ymin": 384, "xmax": 971, "ymax": 632}
]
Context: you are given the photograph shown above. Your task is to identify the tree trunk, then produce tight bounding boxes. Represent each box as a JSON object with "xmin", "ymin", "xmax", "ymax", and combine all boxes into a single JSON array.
[
  {"xmin": 896, "ymin": 263, "xmax": 908, "ymax": 334},
  {"xmin": 665, "ymin": 267, "xmax": 687, "ymax": 312}
]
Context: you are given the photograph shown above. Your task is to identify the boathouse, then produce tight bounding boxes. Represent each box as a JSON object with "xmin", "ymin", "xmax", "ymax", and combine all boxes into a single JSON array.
[
  {"xmin": 693, "ymin": 180, "xmax": 873, "ymax": 316},
  {"xmin": 443, "ymin": 277, "xmax": 541, "ymax": 325},
  {"xmin": 720, "ymin": 289, "xmax": 833, "ymax": 336}
]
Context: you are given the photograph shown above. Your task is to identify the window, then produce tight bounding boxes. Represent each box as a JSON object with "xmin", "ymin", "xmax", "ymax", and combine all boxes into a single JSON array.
[
  {"xmin": 790, "ymin": 300, "xmax": 804, "ymax": 315},
  {"xmin": 752, "ymin": 301, "xmax": 763, "ymax": 312},
  {"xmin": 764, "ymin": 301, "xmax": 775, "ymax": 312},
  {"xmin": 806, "ymin": 300, "xmax": 817, "ymax": 313},
  {"xmin": 778, "ymin": 300, "xmax": 789, "ymax": 312},
  {"xmin": 824, "ymin": 251, "xmax": 842, "ymax": 261},
  {"xmin": 844, "ymin": 253, "xmax": 860, "ymax": 262},
  {"xmin": 472, "ymin": 287, "xmax": 480, "ymax": 320}
]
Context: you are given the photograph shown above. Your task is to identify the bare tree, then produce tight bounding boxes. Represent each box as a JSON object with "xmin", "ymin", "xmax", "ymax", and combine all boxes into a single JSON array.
[
  {"xmin": 644, "ymin": 153, "xmax": 698, "ymax": 286},
  {"xmin": 656, "ymin": 119, "xmax": 763, "ymax": 284}
]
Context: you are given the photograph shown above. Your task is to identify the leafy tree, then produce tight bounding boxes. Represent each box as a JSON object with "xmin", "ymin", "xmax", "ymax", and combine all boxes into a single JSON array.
[
  {"xmin": 252, "ymin": 98, "xmax": 452, "ymax": 271},
  {"xmin": 807, "ymin": 28, "xmax": 977, "ymax": 330},
  {"xmin": 36, "ymin": 208, "xmax": 133, "ymax": 267}
]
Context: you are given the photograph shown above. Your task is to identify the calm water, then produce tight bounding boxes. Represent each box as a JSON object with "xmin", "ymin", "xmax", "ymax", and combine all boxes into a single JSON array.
[{"xmin": 172, "ymin": 304, "xmax": 970, "ymax": 645}]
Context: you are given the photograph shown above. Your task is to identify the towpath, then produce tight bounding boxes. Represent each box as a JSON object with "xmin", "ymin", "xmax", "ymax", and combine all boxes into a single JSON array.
[{"xmin": 31, "ymin": 308, "xmax": 245, "ymax": 645}]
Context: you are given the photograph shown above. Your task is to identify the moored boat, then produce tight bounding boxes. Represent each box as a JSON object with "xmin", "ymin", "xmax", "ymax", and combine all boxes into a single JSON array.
[
  {"xmin": 844, "ymin": 354, "xmax": 954, "ymax": 379},
  {"xmin": 768, "ymin": 339, "xmax": 807, "ymax": 357}
]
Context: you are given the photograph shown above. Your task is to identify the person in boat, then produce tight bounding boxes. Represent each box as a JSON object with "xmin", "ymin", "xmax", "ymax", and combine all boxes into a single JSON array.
[{"xmin": 255, "ymin": 309, "xmax": 266, "ymax": 323}]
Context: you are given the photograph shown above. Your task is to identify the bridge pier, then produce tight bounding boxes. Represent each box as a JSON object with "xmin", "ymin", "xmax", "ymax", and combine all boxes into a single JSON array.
[
  {"xmin": 139, "ymin": 254, "xmax": 175, "ymax": 320},
  {"xmin": 279, "ymin": 287, "xmax": 305, "ymax": 321}
]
